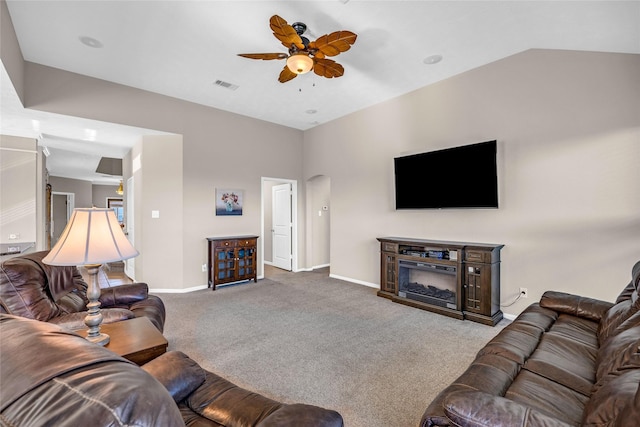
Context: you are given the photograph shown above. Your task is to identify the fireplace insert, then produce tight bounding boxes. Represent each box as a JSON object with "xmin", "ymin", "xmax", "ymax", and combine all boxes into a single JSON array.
[{"xmin": 397, "ymin": 259, "xmax": 458, "ymax": 310}]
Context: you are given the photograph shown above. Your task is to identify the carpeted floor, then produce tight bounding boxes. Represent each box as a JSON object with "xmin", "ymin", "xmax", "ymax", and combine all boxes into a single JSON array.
[{"xmin": 159, "ymin": 267, "xmax": 508, "ymax": 427}]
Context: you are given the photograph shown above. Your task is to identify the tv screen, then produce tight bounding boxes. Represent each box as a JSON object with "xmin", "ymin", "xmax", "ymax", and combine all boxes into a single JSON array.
[{"xmin": 394, "ymin": 140, "xmax": 498, "ymax": 209}]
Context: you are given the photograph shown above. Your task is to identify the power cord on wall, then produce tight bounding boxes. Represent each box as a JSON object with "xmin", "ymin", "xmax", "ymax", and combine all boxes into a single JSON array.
[{"xmin": 500, "ymin": 289, "xmax": 527, "ymax": 308}]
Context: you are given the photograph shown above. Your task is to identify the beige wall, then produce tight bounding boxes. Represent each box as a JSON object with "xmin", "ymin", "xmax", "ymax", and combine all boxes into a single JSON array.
[
  {"xmin": 0, "ymin": 0, "xmax": 24, "ymax": 104},
  {"xmin": 16, "ymin": 61, "xmax": 305, "ymax": 290},
  {"xmin": 92, "ymin": 184, "xmax": 121, "ymax": 207},
  {"xmin": 2, "ymin": 17, "xmax": 638, "ymax": 316},
  {"xmin": 133, "ymin": 135, "xmax": 184, "ymax": 290},
  {"xmin": 49, "ymin": 176, "xmax": 93, "ymax": 208},
  {"xmin": 304, "ymin": 49, "xmax": 640, "ymax": 317},
  {"xmin": 307, "ymin": 175, "xmax": 330, "ymax": 268},
  {"xmin": 0, "ymin": 135, "xmax": 37, "ymax": 250}
]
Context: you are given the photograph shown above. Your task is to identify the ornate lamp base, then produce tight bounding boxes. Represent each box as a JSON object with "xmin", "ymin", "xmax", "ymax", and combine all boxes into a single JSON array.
[{"xmin": 84, "ymin": 264, "xmax": 110, "ymax": 346}]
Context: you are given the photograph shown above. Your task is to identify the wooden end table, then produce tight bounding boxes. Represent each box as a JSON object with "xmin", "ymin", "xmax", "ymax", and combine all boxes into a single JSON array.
[{"xmin": 97, "ymin": 317, "xmax": 168, "ymax": 365}]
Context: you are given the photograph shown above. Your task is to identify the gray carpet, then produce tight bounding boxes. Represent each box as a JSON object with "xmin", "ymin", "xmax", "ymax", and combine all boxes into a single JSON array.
[{"xmin": 159, "ymin": 267, "xmax": 507, "ymax": 427}]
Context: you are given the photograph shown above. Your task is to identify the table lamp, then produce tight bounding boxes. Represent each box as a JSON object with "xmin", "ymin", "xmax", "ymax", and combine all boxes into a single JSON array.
[{"xmin": 43, "ymin": 208, "xmax": 139, "ymax": 345}]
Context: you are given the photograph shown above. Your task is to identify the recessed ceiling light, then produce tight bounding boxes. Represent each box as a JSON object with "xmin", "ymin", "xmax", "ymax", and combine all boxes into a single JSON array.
[
  {"xmin": 306, "ymin": 109, "xmax": 318, "ymax": 114},
  {"xmin": 84, "ymin": 128, "xmax": 97, "ymax": 141},
  {"xmin": 423, "ymin": 54, "xmax": 443, "ymax": 65},
  {"xmin": 214, "ymin": 79, "xmax": 239, "ymax": 90},
  {"xmin": 79, "ymin": 36, "xmax": 103, "ymax": 48}
]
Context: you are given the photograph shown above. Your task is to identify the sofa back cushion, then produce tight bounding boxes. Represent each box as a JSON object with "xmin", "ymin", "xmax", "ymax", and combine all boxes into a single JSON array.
[
  {"xmin": 598, "ymin": 263, "xmax": 640, "ymax": 344},
  {"xmin": 20, "ymin": 251, "xmax": 87, "ymax": 302},
  {"xmin": 582, "ymin": 369, "xmax": 640, "ymax": 426},
  {"xmin": 0, "ymin": 256, "xmax": 60, "ymax": 321},
  {"xmin": 595, "ymin": 325, "xmax": 640, "ymax": 382},
  {"xmin": 615, "ymin": 260, "xmax": 640, "ymax": 304}
]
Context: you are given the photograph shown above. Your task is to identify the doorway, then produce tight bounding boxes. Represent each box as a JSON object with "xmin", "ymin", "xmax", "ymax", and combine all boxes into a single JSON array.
[
  {"xmin": 261, "ymin": 177, "xmax": 298, "ymax": 278},
  {"xmin": 50, "ymin": 192, "xmax": 74, "ymax": 247}
]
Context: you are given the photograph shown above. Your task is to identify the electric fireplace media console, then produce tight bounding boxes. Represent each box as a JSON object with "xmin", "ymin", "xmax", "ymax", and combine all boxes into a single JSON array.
[{"xmin": 377, "ymin": 237, "xmax": 504, "ymax": 326}]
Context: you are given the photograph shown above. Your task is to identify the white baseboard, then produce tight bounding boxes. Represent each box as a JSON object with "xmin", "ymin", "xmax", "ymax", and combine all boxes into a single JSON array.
[
  {"xmin": 150, "ymin": 285, "xmax": 208, "ymax": 293},
  {"xmin": 329, "ymin": 273, "xmax": 378, "ymax": 289},
  {"xmin": 502, "ymin": 312, "xmax": 517, "ymax": 321}
]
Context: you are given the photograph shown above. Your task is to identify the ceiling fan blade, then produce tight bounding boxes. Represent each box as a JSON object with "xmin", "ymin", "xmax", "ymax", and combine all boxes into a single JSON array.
[
  {"xmin": 238, "ymin": 53, "xmax": 288, "ymax": 60},
  {"xmin": 278, "ymin": 66, "xmax": 298, "ymax": 83},
  {"xmin": 313, "ymin": 58, "xmax": 345, "ymax": 79},
  {"xmin": 270, "ymin": 15, "xmax": 305, "ymax": 50},
  {"xmin": 312, "ymin": 31, "xmax": 357, "ymax": 57}
]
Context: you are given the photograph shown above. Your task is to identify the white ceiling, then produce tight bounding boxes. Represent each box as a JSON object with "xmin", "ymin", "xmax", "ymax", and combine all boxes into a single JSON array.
[{"xmin": 1, "ymin": 1, "xmax": 639, "ymax": 184}]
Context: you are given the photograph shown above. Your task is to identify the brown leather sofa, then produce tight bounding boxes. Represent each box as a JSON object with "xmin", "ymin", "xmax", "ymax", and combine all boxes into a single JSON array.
[
  {"xmin": 0, "ymin": 251, "xmax": 165, "ymax": 332},
  {"xmin": 421, "ymin": 260, "xmax": 640, "ymax": 427},
  {"xmin": 0, "ymin": 314, "xmax": 344, "ymax": 426}
]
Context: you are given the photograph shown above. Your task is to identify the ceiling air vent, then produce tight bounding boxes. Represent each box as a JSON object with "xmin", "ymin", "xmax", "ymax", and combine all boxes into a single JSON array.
[{"xmin": 214, "ymin": 80, "xmax": 239, "ymax": 91}]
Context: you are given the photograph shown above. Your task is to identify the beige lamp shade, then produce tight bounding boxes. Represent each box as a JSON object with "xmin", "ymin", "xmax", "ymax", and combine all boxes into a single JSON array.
[
  {"xmin": 43, "ymin": 208, "xmax": 138, "ymax": 266},
  {"xmin": 286, "ymin": 53, "xmax": 314, "ymax": 74}
]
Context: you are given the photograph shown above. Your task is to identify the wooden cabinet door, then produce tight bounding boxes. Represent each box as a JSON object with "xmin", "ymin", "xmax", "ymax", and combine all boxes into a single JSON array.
[
  {"xmin": 464, "ymin": 263, "xmax": 491, "ymax": 316},
  {"xmin": 380, "ymin": 253, "xmax": 397, "ymax": 294},
  {"xmin": 215, "ymin": 247, "xmax": 237, "ymax": 284},
  {"xmin": 236, "ymin": 239, "xmax": 256, "ymax": 281}
]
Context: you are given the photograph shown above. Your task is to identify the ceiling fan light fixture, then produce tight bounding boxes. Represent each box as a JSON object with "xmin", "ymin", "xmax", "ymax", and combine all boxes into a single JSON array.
[{"xmin": 286, "ymin": 53, "xmax": 314, "ymax": 74}]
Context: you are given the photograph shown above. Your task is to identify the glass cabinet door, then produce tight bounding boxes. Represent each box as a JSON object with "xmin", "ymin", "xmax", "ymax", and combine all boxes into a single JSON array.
[{"xmin": 216, "ymin": 249, "xmax": 236, "ymax": 280}]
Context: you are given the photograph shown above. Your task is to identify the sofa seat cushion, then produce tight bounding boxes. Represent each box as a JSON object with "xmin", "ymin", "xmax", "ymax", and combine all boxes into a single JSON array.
[
  {"xmin": 475, "ymin": 322, "xmax": 545, "ymax": 365},
  {"xmin": 505, "ymin": 370, "xmax": 590, "ymax": 425},
  {"xmin": 449, "ymin": 354, "xmax": 520, "ymax": 395},
  {"xmin": 547, "ymin": 313, "xmax": 599, "ymax": 349},
  {"xmin": 523, "ymin": 332, "xmax": 597, "ymax": 396},
  {"xmin": 507, "ymin": 303, "xmax": 558, "ymax": 331}
]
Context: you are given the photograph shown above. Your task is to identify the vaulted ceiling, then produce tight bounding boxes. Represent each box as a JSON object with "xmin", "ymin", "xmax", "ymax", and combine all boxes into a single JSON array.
[{"xmin": 2, "ymin": 1, "xmax": 638, "ymax": 183}]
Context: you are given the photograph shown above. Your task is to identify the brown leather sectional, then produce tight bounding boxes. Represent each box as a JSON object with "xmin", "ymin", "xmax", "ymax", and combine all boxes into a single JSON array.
[
  {"xmin": 421, "ymin": 260, "xmax": 640, "ymax": 426},
  {"xmin": 0, "ymin": 251, "xmax": 343, "ymax": 426},
  {"xmin": 0, "ymin": 314, "xmax": 343, "ymax": 426},
  {"xmin": 0, "ymin": 250, "xmax": 166, "ymax": 331}
]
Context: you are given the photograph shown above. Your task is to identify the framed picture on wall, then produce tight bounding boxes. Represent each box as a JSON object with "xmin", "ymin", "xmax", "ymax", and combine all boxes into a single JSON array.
[{"xmin": 216, "ymin": 189, "xmax": 243, "ymax": 216}]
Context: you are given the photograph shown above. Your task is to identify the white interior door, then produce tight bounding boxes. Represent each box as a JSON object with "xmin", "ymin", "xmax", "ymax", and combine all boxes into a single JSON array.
[
  {"xmin": 124, "ymin": 177, "xmax": 136, "ymax": 280},
  {"xmin": 272, "ymin": 183, "xmax": 292, "ymax": 271}
]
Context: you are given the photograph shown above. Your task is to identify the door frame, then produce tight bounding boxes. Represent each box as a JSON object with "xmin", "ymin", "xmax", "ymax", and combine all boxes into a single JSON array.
[
  {"xmin": 261, "ymin": 177, "xmax": 298, "ymax": 278},
  {"xmin": 50, "ymin": 191, "xmax": 74, "ymax": 246}
]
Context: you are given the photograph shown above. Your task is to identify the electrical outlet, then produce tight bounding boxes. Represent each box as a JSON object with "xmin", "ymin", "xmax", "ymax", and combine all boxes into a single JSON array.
[
  {"xmin": 202, "ymin": 264, "xmax": 207, "ymax": 272},
  {"xmin": 520, "ymin": 287, "xmax": 528, "ymax": 298}
]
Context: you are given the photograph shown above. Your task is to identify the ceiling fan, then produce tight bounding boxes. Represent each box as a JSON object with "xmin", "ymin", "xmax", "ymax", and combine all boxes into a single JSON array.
[{"xmin": 238, "ymin": 15, "xmax": 357, "ymax": 83}]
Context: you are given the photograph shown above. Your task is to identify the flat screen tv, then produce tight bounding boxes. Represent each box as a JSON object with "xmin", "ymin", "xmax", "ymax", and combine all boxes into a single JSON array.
[{"xmin": 394, "ymin": 140, "xmax": 498, "ymax": 209}]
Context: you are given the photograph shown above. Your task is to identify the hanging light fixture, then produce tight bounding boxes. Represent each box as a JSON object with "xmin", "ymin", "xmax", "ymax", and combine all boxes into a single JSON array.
[
  {"xmin": 116, "ymin": 181, "xmax": 123, "ymax": 196},
  {"xmin": 286, "ymin": 53, "xmax": 314, "ymax": 74}
]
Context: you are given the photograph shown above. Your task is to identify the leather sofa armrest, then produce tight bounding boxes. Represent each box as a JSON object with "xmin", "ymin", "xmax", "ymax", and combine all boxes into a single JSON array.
[
  {"xmin": 142, "ymin": 351, "xmax": 206, "ymax": 403},
  {"xmin": 99, "ymin": 283, "xmax": 149, "ymax": 307},
  {"xmin": 539, "ymin": 291, "xmax": 613, "ymax": 322},
  {"xmin": 257, "ymin": 403, "xmax": 344, "ymax": 427},
  {"xmin": 444, "ymin": 391, "xmax": 573, "ymax": 427}
]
